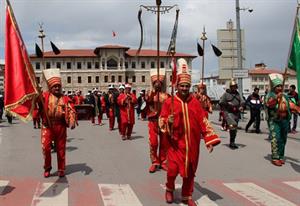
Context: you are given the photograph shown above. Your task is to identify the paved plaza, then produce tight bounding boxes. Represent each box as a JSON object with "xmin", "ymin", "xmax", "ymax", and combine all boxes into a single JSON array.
[{"xmin": 0, "ymin": 111, "xmax": 299, "ymax": 206}]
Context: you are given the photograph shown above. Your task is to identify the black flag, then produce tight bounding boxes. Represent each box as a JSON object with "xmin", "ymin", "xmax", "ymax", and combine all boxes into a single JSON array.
[
  {"xmin": 197, "ymin": 42, "xmax": 203, "ymax": 56},
  {"xmin": 211, "ymin": 44, "xmax": 222, "ymax": 57},
  {"xmin": 50, "ymin": 41, "xmax": 61, "ymax": 55},
  {"xmin": 35, "ymin": 43, "xmax": 43, "ymax": 58}
]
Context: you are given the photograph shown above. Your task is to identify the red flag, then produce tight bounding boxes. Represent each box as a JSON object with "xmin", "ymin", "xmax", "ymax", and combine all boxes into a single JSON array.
[
  {"xmin": 112, "ymin": 31, "xmax": 116, "ymax": 37},
  {"xmin": 4, "ymin": 0, "xmax": 39, "ymax": 121},
  {"xmin": 171, "ymin": 57, "xmax": 177, "ymax": 86}
]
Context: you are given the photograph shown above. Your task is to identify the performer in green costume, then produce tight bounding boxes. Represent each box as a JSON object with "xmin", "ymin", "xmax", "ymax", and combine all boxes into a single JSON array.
[{"xmin": 265, "ymin": 73, "xmax": 291, "ymax": 166}]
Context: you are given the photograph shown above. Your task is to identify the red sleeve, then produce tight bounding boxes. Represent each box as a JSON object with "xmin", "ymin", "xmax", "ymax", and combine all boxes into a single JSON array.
[
  {"xmin": 159, "ymin": 97, "xmax": 171, "ymax": 133},
  {"xmin": 196, "ymin": 101, "xmax": 221, "ymax": 147},
  {"xmin": 131, "ymin": 94, "xmax": 137, "ymax": 105},
  {"xmin": 266, "ymin": 97, "xmax": 277, "ymax": 108}
]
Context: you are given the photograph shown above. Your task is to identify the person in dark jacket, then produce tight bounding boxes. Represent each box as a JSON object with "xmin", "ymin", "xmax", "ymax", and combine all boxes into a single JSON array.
[
  {"xmin": 90, "ymin": 88, "xmax": 102, "ymax": 125},
  {"xmin": 245, "ymin": 87, "xmax": 263, "ymax": 133},
  {"xmin": 288, "ymin": 84, "xmax": 299, "ymax": 133}
]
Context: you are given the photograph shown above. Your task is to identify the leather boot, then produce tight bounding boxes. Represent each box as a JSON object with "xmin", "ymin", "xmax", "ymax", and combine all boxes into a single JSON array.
[
  {"xmin": 229, "ymin": 130, "xmax": 238, "ymax": 149},
  {"xmin": 165, "ymin": 191, "xmax": 174, "ymax": 203}
]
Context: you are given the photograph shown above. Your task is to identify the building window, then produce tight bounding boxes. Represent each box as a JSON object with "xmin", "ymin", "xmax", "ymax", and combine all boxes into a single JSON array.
[
  {"xmin": 111, "ymin": 75, "xmax": 115, "ymax": 83},
  {"xmin": 118, "ymin": 75, "xmax": 122, "ymax": 82},
  {"xmin": 67, "ymin": 76, "xmax": 71, "ymax": 83},
  {"xmin": 102, "ymin": 61, "xmax": 105, "ymax": 68},
  {"xmin": 56, "ymin": 62, "xmax": 61, "ymax": 69},
  {"xmin": 141, "ymin": 75, "xmax": 145, "ymax": 82},
  {"xmin": 107, "ymin": 59, "xmax": 118, "ymax": 69},
  {"xmin": 95, "ymin": 76, "xmax": 99, "ymax": 83},
  {"xmin": 78, "ymin": 76, "xmax": 82, "ymax": 83},
  {"xmin": 132, "ymin": 76, "xmax": 136, "ymax": 82},
  {"xmin": 35, "ymin": 62, "xmax": 40, "ymax": 70},
  {"xmin": 104, "ymin": 76, "xmax": 108, "ymax": 83},
  {"xmin": 88, "ymin": 76, "xmax": 92, "ymax": 83},
  {"xmin": 67, "ymin": 62, "xmax": 71, "ymax": 69},
  {"xmin": 46, "ymin": 62, "xmax": 51, "ymax": 69},
  {"xmin": 132, "ymin": 62, "xmax": 136, "ymax": 69},
  {"xmin": 95, "ymin": 62, "xmax": 99, "ymax": 69},
  {"xmin": 141, "ymin": 62, "xmax": 145, "ymax": 69},
  {"xmin": 170, "ymin": 75, "xmax": 172, "ymax": 82},
  {"xmin": 151, "ymin": 61, "xmax": 155, "ymax": 68},
  {"xmin": 252, "ymin": 77, "xmax": 257, "ymax": 82},
  {"xmin": 77, "ymin": 62, "xmax": 82, "ymax": 69},
  {"xmin": 125, "ymin": 62, "xmax": 128, "ymax": 69},
  {"xmin": 160, "ymin": 61, "xmax": 164, "ymax": 68},
  {"xmin": 36, "ymin": 77, "xmax": 40, "ymax": 83},
  {"xmin": 87, "ymin": 62, "xmax": 92, "ymax": 69},
  {"xmin": 126, "ymin": 76, "xmax": 129, "ymax": 83}
]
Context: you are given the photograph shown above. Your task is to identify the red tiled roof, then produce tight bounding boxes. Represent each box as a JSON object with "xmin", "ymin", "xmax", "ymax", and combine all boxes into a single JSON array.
[
  {"xmin": 249, "ymin": 67, "xmax": 296, "ymax": 76},
  {"xmin": 127, "ymin": 49, "xmax": 197, "ymax": 58},
  {"xmin": 30, "ymin": 45, "xmax": 196, "ymax": 58},
  {"xmin": 95, "ymin": 45, "xmax": 130, "ymax": 49},
  {"xmin": 30, "ymin": 49, "xmax": 95, "ymax": 58}
]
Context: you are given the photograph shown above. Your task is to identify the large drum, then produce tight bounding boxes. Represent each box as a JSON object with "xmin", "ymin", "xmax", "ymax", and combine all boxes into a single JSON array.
[
  {"xmin": 140, "ymin": 101, "xmax": 147, "ymax": 111},
  {"xmin": 75, "ymin": 104, "xmax": 94, "ymax": 120}
]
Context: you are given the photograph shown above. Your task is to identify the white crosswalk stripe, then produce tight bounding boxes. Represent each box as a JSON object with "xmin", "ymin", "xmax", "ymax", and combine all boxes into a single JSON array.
[
  {"xmin": 1, "ymin": 179, "xmax": 299, "ymax": 206},
  {"xmin": 99, "ymin": 184, "xmax": 143, "ymax": 206},
  {"xmin": 31, "ymin": 182, "xmax": 68, "ymax": 206},
  {"xmin": 283, "ymin": 181, "xmax": 300, "ymax": 190},
  {"xmin": 160, "ymin": 184, "xmax": 218, "ymax": 206},
  {"xmin": 0, "ymin": 180, "xmax": 9, "ymax": 194},
  {"xmin": 224, "ymin": 182, "xmax": 297, "ymax": 206}
]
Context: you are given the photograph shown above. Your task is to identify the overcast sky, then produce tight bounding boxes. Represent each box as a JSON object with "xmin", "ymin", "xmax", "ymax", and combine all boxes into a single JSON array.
[{"xmin": 0, "ymin": 0, "xmax": 298, "ymax": 81}]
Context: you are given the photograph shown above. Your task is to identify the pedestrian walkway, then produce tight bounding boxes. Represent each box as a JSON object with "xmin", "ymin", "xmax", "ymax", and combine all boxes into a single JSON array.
[{"xmin": 0, "ymin": 177, "xmax": 299, "ymax": 206}]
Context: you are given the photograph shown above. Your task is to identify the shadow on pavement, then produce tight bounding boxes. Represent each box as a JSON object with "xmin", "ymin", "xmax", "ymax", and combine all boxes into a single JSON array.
[
  {"xmin": 40, "ymin": 177, "xmax": 69, "ymax": 197},
  {"xmin": 194, "ymin": 182, "xmax": 223, "ymax": 201},
  {"xmin": 0, "ymin": 185, "xmax": 15, "ymax": 196},
  {"xmin": 66, "ymin": 138, "xmax": 76, "ymax": 142},
  {"xmin": 66, "ymin": 163, "xmax": 93, "ymax": 175},
  {"xmin": 222, "ymin": 143, "xmax": 246, "ymax": 149},
  {"xmin": 66, "ymin": 146, "xmax": 78, "ymax": 152},
  {"xmin": 130, "ymin": 135, "xmax": 144, "ymax": 140},
  {"xmin": 264, "ymin": 154, "xmax": 300, "ymax": 172}
]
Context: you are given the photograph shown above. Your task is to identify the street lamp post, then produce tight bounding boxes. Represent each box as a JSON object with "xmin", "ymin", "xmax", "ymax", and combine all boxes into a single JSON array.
[
  {"xmin": 235, "ymin": 0, "xmax": 253, "ymax": 96},
  {"xmin": 235, "ymin": 0, "xmax": 243, "ymax": 95}
]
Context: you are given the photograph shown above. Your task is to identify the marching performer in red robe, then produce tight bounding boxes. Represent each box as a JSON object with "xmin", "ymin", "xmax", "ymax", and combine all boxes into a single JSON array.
[
  {"xmin": 146, "ymin": 68, "xmax": 170, "ymax": 173},
  {"xmin": 73, "ymin": 90, "xmax": 84, "ymax": 105},
  {"xmin": 117, "ymin": 83, "xmax": 137, "ymax": 140},
  {"xmin": 39, "ymin": 68, "xmax": 76, "ymax": 178},
  {"xmin": 108, "ymin": 85, "xmax": 116, "ymax": 130},
  {"xmin": 194, "ymin": 83, "xmax": 212, "ymax": 118},
  {"xmin": 32, "ymin": 103, "xmax": 41, "ymax": 129},
  {"xmin": 159, "ymin": 59, "xmax": 220, "ymax": 206}
]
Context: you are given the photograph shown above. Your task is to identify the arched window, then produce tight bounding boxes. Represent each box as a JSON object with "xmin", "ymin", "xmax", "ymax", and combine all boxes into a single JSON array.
[{"xmin": 107, "ymin": 58, "xmax": 118, "ymax": 69}]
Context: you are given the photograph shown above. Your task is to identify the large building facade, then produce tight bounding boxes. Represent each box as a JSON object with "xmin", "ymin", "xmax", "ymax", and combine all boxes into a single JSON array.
[
  {"xmin": 30, "ymin": 45, "xmax": 196, "ymax": 94},
  {"xmin": 217, "ymin": 19, "xmax": 245, "ymax": 80}
]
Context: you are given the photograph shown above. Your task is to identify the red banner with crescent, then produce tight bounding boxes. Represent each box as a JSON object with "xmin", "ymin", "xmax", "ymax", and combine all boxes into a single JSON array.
[{"xmin": 4, "ymin": 1, "xmax": 39, "ymax": 121}]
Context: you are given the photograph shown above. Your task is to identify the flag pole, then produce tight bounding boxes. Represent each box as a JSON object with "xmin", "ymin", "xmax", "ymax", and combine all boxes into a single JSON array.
[
  {"xmin": 283, "ymin": 3, "xmax": 300, "ymax": 86},
  {"xmin": 170, "ymin": 45, "xmax": 176, "ymax": 138},
  {"xmin": 200, "ymin": 27, "xmax": 207, "ymax": 84}
]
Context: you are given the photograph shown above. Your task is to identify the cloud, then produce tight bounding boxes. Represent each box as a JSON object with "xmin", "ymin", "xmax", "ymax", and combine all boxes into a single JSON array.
[{"xmin": 0, "ymin": 0, "xmax": 297, "ymax": 79}]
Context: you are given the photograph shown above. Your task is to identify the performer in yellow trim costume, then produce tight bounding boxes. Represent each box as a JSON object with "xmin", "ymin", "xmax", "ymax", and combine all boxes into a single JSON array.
[
  {"xmin": 159, "ymin": 59, "xmax": 221, "ymax": 206},
  {"xmin": 39, "ymin": 68, "xmax": 76, "ymax": 178}
]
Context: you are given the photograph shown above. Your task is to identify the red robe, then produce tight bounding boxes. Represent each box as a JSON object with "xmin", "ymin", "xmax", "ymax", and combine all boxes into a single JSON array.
[
  {"xmin": 73, "ymin": 95, "xmax": 84, "ymax": 105},
  {"xmin": 159, "ymin": 93, "xmax": 220, "ymax": 177},
  {"xmin": 39, "ymin": 92, "xmax": 76, "ymax": 172},
  {"xmin": 117, "ymin": 93, "xmax": 137, "ymax": 125},
  {"xmin": 194, "ymin": 92, "xmax": 212, "ymax": 118}
]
